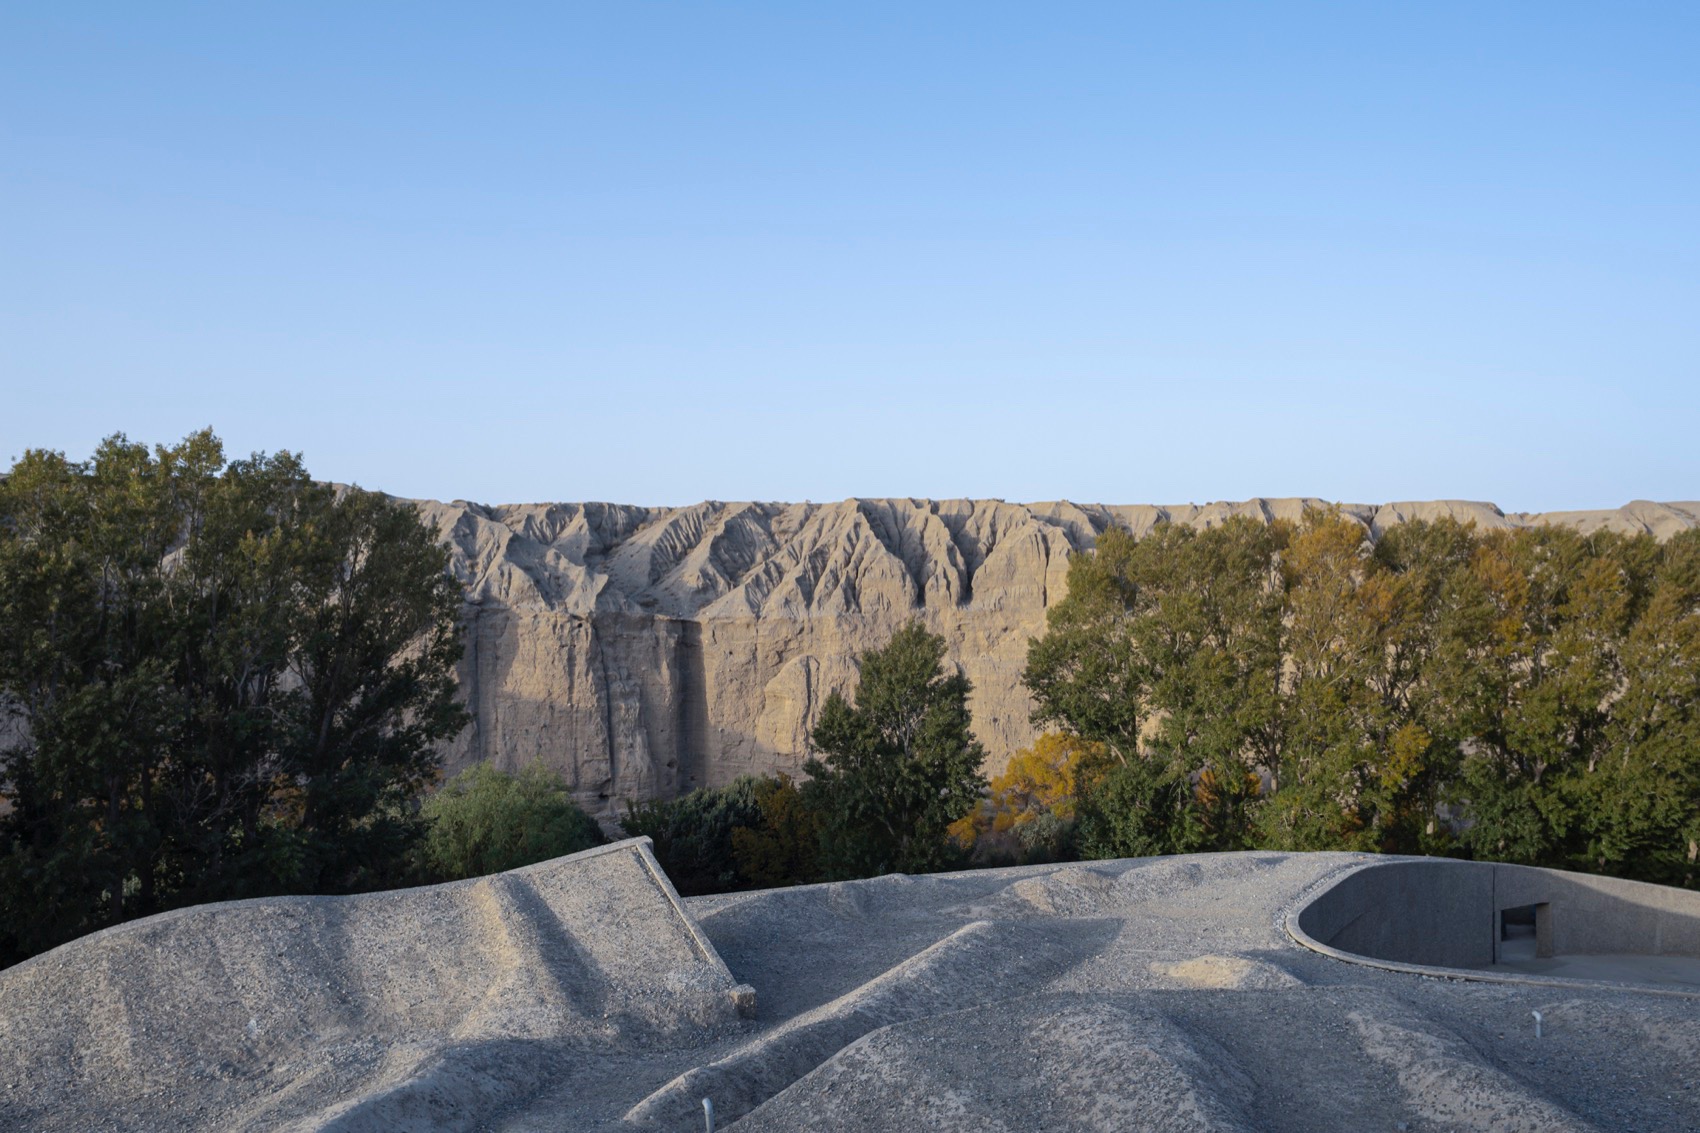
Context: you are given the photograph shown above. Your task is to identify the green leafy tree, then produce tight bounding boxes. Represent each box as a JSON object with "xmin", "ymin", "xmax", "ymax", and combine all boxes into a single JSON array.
[
  {"xmin": 0, "ymin": 430, "xmax": 467, "ymax": 963},
  {"xmin": 262, "ymin": 483, "xmax": 469, "ymax": 895},
  {"xmin": 1129, "ymin": 518, "xmax": 1286, "ymax": 851},
  {"xmin": 1450, "ymin": 526, "xmax": 1654, "ymax": 866},
  {"xmin": 1263, "ymin": 511, "xmax": 1480, "ymax": 853},
  {"xmin": 1073, "ymin": 755, "xmax": 1205, "ymax": 859},
  {"xmin": 420, "ymin": 763, "xmax": 605, "ymax": 880},
  {"xmin": 806, "ymin": 622, "xmax": 986, "ymax": 878},
  {"xmin": 1023, "ymin": 527, "xmax": 1149, "ymax": 761},
  {"xmin": 1358, "ymin": 515, "xmax": 1490, "ymax": 851},
  {"xmin": 730, "ymin": 773, "xmax": 823, "ymax": 887},
  {"xmin": 1568, "ymin": 529, "xmax": 1700, "ymax": 883},
  {"xmin": 621, "ymin": 777, "xmax": 765, "ymax": 896},
  {"xmin": 1024, "ymin": 518, "xmax": 1285, "ymax": 856}
]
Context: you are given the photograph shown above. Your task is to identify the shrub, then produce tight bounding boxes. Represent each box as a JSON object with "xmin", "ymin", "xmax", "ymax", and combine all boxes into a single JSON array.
[
  {"xmin": 732, "ymin": 773, "xmax": 824, "ymax": 887},
  {"xmin": 421, "ymin": 764, "xmax": 604, "ymax": 881},
  {"xmin": 949, "ymin": 732, "xmax": 1103, "ymax": 864},
  {"xmin": 621, "ymin": 778, "xmax": 765, "ymax": 895}
]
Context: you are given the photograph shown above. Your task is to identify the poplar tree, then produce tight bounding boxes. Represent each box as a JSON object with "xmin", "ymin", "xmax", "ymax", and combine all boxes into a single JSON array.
[
  {"xmin": 1024, "ymin": 517, "xmax": 1285, "ymax": 856},
  {"xmin": 806, "ymin": 622, "xmax": 986, "ymax": 878}
]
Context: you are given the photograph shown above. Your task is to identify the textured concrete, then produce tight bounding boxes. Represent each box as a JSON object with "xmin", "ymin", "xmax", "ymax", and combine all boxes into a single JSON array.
[
  {"xmin": 1295, "ymin": 858, "xmax": 1498, "ymax": 968},
  {"xmin": 413, "ymin": 497, "xmax": 1700, "ymax": 813},
  {"xmin": 1495, "ymin": 952, "xmax": 1700, "ymax": 987},
  {"xmin": 10, "ymin": 851, "xmax": 1700, "ymax": 1131},
  {"xmin": 0, "ymin": 839, "xmax": 750, "ymax": 1132}
]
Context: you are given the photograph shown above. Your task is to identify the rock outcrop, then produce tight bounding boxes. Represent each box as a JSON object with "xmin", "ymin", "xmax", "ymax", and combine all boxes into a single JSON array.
[{"xmin": 416, "ymin": 497, "xmax": 1700, "ymax": 814}]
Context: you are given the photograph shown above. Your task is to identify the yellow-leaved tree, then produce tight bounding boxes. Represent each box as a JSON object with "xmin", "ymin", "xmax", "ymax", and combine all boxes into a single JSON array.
[{"xmin": 950, "ymin": 732, "xmax": 1106, "ymax": 863}]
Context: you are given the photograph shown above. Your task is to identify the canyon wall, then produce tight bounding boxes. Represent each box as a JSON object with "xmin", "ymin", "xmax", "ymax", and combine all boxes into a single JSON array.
[{"xmin": 415, "ymin": 497, "xmax": 1700, "ymax": 815}]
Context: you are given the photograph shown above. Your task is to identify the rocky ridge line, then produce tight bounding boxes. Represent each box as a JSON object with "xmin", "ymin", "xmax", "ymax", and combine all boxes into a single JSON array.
[{"xmin": 414, "ymin": 497, "xmax": 1700, "ymax": 813}]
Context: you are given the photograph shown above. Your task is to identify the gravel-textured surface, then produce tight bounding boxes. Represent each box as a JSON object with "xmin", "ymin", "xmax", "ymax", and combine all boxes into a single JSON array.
[{"xmin": 5, "ymin": 845, "xmax": 1700, "ymax": 1131}]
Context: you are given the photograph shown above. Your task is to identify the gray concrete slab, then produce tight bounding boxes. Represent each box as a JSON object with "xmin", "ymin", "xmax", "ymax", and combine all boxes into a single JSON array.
[{"xmin": 1490, "ymin": 952, "xmax": 1700, "ymax": 988}]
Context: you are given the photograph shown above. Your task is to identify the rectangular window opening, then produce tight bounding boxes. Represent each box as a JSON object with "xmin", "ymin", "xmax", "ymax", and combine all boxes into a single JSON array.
[
  {"xmin": 1499, "ymin": 902, "xmax": 1553, "ymax": 961},
  {"xmin": 1502, "ymin": 904, "xmax": 1537, "ymax": 939}
]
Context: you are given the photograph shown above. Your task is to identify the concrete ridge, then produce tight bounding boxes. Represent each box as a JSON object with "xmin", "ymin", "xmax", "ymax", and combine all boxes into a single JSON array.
[{"xmin": 518, "ymin": 834, "xmax": 756, "ymax": 1011}]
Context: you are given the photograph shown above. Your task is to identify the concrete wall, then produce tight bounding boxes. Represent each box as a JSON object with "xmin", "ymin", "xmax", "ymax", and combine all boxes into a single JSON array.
[
  {"xmin": 1296, "ymin": 859, "xmax": 1700, "ymax": 968},
  {"xmin": 1298, "ymin": 860, "xmax": 1497, "ymax": 967}
]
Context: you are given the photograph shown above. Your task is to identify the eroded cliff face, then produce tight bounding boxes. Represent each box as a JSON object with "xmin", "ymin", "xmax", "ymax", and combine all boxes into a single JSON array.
[{"xmin": 413, "ymin": 497, "xmax": 1700, "ymax": 815}]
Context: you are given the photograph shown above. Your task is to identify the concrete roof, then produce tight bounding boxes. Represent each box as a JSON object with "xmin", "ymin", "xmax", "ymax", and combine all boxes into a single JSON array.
[{"xmin": 4, "ymin": 845, "xmax": 1699, "ymax": 1131}]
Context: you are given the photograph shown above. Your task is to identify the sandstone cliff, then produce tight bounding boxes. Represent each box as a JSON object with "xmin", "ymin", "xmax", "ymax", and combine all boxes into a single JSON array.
[{"xmin": 415, "ymin": 497, "xmax": 1700, "ymax": 815}]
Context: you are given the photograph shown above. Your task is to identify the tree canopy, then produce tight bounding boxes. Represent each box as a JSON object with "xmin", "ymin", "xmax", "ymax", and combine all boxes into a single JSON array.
[
  {"xmin": 1024, "ymin": 517, "xmax": 1285, "ymax": 856},
  {"xmin": 1015, "ymin": 509, "xmax": 1700, "ymax": 886},
  {"xmin": 621, "ymin": 776, "xmax": 767, "ymax": 896},
  {"xmin": 806, "ymin": 621, "xmax": 987, "ymax": 878},
  {"xmin": 0, "ymin": 430, "xmax": 467, "ymax": 962},
  {"xmin": 420, "ymin": 763, "xmax": 604, "ymax": 880},
  {"xmin": 949, "ymin": 731, "xmax": 1104, "ymax": 864}
]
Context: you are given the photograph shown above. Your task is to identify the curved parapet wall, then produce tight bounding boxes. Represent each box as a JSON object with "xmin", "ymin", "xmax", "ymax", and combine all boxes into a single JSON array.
[{"xmin": 1290, "ymin": 858, "xmax": 1700, "ymax": 983}]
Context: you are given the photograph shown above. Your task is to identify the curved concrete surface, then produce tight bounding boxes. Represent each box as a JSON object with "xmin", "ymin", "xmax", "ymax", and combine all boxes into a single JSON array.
[
  {"xmin": 1289, "ymin": 857, "xmax": 1700, "ymax": 995},
  {"xmin": 13, "ymin": 850, "xmax": 1700, "ymax": 1131},
  {"xmin": 0, "ymin": 838, "xmax": 754, "ymax": 1132}
]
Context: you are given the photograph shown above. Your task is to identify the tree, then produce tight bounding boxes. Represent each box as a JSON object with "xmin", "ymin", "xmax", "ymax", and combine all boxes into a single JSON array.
[
  {"xmin": 1023, "ymin": 527, "xmax": 1149, "ymax": 762},
  {"xmin": 0, "ymin": 430, "xmax": 467, "ymax": 963},
  {"xmin": 806, "ymin": 622, "xmax": 986, "ymax": 878},
  {"xmin": 1023, "ymin": 518, "xmax": 1286, "ymax": 855},
  {"xmin": 1075, "ymin": 755, "xmax": 1205, "ymax": 860},
  {"xmin": 1262, "ymin": 511, "xmax": 1478, "ymax": 854},
  {"xmin": 420, "ymin": 763, "xmax": 604, "ymax": 880},
  {"xmin": 1449, "ymin": 526, "xmax": 1654, "ymax": 867},
  {"xmin": 731, "ymin": 773, "xmax": 823, "ymax": 887},
  {"xmin": 621, "ymin": 777, "xmax": 766, "ymax": 896},
  {"xmin": 1014, "ymin": 508, "xmax": 1700, "ymax": 882},
  {"xmin": 950, "ymin": 732, "xmax": 1104, "ymax": 863},
  {"xmin": 965, "ymin": 730, "xmax": 1216, "ymax": 868},
  {"xmin": 261, "ymin": 482, "xmax": 469, "ymax": 895},
  {"xmin": 1127, "ymin": 518, "xmax": 1286, "ymax": 851},
  {"xmin": 1568, "ymin": 529, "xmax": 1700, "ymax": 883}
]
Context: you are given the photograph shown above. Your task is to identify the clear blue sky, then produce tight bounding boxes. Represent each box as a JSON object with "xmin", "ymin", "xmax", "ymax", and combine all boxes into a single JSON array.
[{"xmin": 3, "ymin": 3, "xmax": 1696, "ymax": 510}]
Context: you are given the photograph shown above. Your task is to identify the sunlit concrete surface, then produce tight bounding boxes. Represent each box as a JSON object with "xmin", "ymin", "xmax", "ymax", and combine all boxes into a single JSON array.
[
  {"xmin": 7, "ymin": 848, "xmax": 1700, "ymax": 1131},
  {"xmin": 1491, "ymin": 951, "xmax": 1700, "ymax": 987}
]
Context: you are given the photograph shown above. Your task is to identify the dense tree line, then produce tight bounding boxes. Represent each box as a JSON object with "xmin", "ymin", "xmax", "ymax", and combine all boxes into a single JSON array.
[
  {"xmin": 508, "ymin": 512, "xmax": 1700, "ymax": 899},
  {"xmin": 1007, "ymin": 511, "xmax": 1700, "ymax": 886},
  {"xmin": 0, "ymin": 431, "xmax": 479, "ymax": 963}
]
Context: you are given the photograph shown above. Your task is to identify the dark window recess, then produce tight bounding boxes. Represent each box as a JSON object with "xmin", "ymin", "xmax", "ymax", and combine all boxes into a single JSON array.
[
  {"xmin": 1499, "ymin": 902, "xmax": 1553, "ymax": 960},
  {"xmin": 1502, "ymin": 904, "xmax": 1538, "ymax": 941}
]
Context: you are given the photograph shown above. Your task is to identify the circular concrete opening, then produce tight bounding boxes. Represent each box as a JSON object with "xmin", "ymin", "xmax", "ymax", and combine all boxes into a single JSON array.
[{"xmin": 1288, "ymin": 858, "xmax": 1700, "ymax": 992}]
